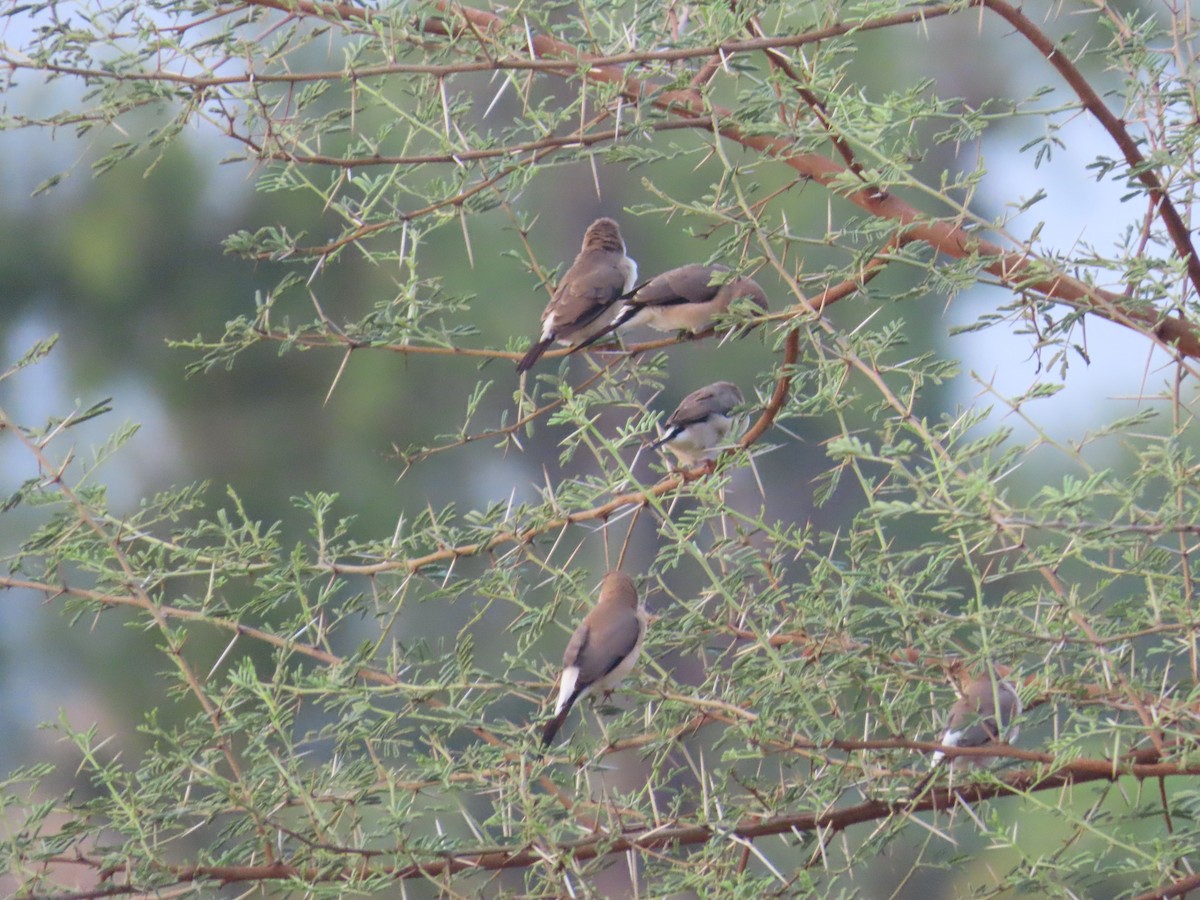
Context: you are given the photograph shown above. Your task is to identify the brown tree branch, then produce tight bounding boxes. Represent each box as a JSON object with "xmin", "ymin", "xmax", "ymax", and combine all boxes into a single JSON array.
[
  {"xmin": 1136, "ymin": 870, "xmax": 1200, "ymax": 900},
  {"xmin": 978, "ymin": 0, "xmax": 1200, "ymax": 299},
  {"xmin": 36, "ymin": 746, "xmax": 1198, "ymax": 893},
  {"xmin": 738, "ymin": 325, "xmax": 799, "ymax": 450},
  {"xmin": 743, "ymin": 11, "xmax": 869, "ymax": 181},
  {"xmin": 224, "ymin": 116, "xmax": 709, "ymax": 168},
  {"xmin": 327, "ymin": 467, "xmax": 704, "ymax": 576},
  {"xmin": 29, "ymin": 0, "xmax": 1194, "ymax": 351},
  {"xmin": 11, "ymin": 572, "xmax": 1193, "ymax": 738},
  {"xmin": 0, "ymin": 408, "xmax": 279, "ymax": 866},
  {"xmin": 1, "ymin": 7, "xmax": 964, "ymax": 85},
  {"xmin": 416, "ymin": 0, "xmax": 1200, "ymax": 358}
]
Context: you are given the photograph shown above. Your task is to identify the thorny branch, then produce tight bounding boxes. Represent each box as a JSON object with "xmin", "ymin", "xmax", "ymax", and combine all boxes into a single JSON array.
[
  {"xmin": 220, "ymin": 0, "xmax": 1200, "ymax": 357},
  {"xmin": 11, "ymin": 0, "xmax": 1192, "ymax": 350},
  {"xmin": 978, "ymin": 0, "xmax": 1200, "ymax": 299},
  {"xmin": 6, "ymin": 1, "xmax": 1200, "ymax": 895},
  {"xmin": 5, "ymin": 572, "xmax": 1194, "ymax": 763},
  {"xmin": 22, "ymin": 745, "xmax": 1200, "ymax": 893}
]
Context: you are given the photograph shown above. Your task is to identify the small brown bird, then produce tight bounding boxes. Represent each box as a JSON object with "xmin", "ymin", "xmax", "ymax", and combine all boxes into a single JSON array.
[
  {"xmin": 609, "ymin": 263, "xmax": 767, "ymax": 338},
  {"xmin": 516, "ymin": 218, "xmax": 637, "ymax": 373},
  {"xmin": 649, "ymin": 381, "xmax": 744, "ymax": 466},
  {"xmin": 930, "ymin": 673, "xmax": 1022, "ymax": 769},
  {"xmin": 542, "ymin": 571, "xmax": 647, "ymax": 747}
]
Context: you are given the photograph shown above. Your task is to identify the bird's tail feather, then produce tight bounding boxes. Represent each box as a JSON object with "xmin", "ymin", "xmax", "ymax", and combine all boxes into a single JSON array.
[
  {"xmin": 517, "ymin": 337, "xmax": 553, "ymax": 373},
  {"xmin": 623, "ymin": 280, "xmax": 648, "ymax": 299},
  {"xmin": 907, "ymin": 766, "xmax": 938, "ymax": 802},
  {"xmin": 541, "ymin": 705, "xmax": 572, "ymax": 747},
  {"xmin": 648, "ymin": 427, "xmax": 681, "ymax": 452},
  {"xmin": 570, "ymin": 310, "xmax": 629, "ymax": 355},
  {"xmin": 569, "ymin": 324, "xmax": 619, "ymax": 355}
]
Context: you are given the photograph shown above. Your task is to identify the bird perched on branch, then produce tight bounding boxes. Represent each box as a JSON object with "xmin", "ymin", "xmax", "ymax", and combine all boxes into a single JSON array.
[
  {"xmin": 649, "ymin": 381, "xmax": 744, "ymax": 467},
  {"xmin": 575, "ymin": 264, "xmax": 767, "ymax": 351},
  {"xmin": 516, "ymin": 218, "xmax": 637, "ymax": 373},
  {"xmin": 930, "ymin": 671, "xmax": 1022, "ymax": 769},
  {"xmin": 542, "ymin": 571, "xmax": 647, "ymax": 747}
]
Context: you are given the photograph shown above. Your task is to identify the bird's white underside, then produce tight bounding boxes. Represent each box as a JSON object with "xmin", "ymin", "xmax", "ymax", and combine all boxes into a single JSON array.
[
  {"xmin": 667, "ymin": 416, "xmax": 732, "ymax": 464},
  {"xmin": 622, "ymin": 297, "xmax": 721, "ymax": 334}
]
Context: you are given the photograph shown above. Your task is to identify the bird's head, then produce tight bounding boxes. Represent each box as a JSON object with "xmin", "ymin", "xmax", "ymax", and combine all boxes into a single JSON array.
[{"xmin": 582, "ymin": 217, "xmax": 626, "ymax": 253}]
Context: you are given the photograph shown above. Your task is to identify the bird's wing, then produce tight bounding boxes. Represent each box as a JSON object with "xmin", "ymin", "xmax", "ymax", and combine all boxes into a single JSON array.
[
  {"xmin": 549, "ymin": 257, "xmax": 629, "ymax": 331},
  {"xmin": 944, "ymin": 715, "xmax": 1000, "ymax": 748},
  {"xmin": 633, "ymin": 265, "xmax": 723, "ymax": 309},
  {"xmin": 561, "ymin": 622, "xmax": 591, "ymax": 669},
  {"xmin": 664, "ymin": 388, "xmax": 720, "ymax": 429},
  {"xmin": 574, "ymin": 613, "xmax": 641, "ymax": 686}
]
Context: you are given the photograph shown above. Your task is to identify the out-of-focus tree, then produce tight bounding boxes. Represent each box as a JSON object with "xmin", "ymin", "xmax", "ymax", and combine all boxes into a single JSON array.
[{"xmin": 2, "ymin": 0, "xmax": 1200, "ymax": 896}]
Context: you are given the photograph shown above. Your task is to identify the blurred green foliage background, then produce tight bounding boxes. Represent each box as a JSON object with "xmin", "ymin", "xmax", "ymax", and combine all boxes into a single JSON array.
[{"xmin": 1, "ymin": 2, "xmax": 1191, "ymax": 895}]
